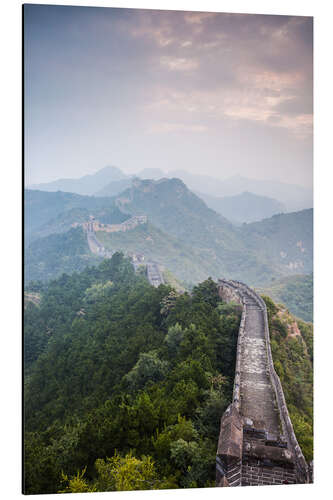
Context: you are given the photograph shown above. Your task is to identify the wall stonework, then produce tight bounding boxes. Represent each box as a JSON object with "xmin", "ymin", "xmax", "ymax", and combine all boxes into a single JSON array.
[
  {"xmin": 216, "ymin": 279, "xmax": 309, "ymax": 487},
  {"xmin": 78, "ymin": 215, "xmax": 148, "ymax": 234}
]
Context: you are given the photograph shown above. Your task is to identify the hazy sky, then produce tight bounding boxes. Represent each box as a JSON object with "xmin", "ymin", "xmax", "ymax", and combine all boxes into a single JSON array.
[{"xmin": 24, "ymin": 5, "xmax": 313, "ymax": 187}]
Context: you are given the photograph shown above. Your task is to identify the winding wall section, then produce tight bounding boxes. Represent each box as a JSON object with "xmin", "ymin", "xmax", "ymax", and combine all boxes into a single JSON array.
[
  {"xmin": 86, "ymin": 223, "xmax": 164, "ymax": 287},
  {"xmin": 216, "ymin": 279, "xmax": 309, "ymax": 487}
]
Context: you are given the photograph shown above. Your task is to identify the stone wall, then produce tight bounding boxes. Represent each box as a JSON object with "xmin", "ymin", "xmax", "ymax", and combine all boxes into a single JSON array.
[
  {"xmin": 216, "ymin": 279, "xmax": 309, "ymax": 486},
  {"xmin": 216, "ymin": 403, "xmax": 243, "ymax": 486},
  {"xmin": 239, "ymin": 281, "xmax": 309, "ymax": 484},
  {"xmin": 79, "ymin": 215, "xmax": 148, "ymax": 234},
  {"xmin": 218, "ymin": 280, "xmax": 246, "ymax": 412},
  {"xmin": 242, "ymin": 426, "xmax": 296, "ymax": 486}
]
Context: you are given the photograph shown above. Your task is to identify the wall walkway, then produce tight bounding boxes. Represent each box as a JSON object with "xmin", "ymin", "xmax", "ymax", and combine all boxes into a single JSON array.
[{"xmin": 216, "ymin": 279, "xmax": 309, "ymax": 487}]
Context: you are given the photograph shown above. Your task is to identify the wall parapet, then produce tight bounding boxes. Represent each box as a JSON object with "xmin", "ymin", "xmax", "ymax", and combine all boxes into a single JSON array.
[{"xmin": 217, "ymin": 279, "xmax": 245, "ymax": 411}]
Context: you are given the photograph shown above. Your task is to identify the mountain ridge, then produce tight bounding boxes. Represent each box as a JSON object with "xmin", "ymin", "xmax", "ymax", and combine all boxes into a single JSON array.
[
  {"xmin": 112, "ymin": 178, "xmax": 312, "ymax": 284},
  {"xmin": 25, "ymin": 178, "xmax": 313, "ymax": 287},
  {"xmin": 29, "ymin": 165, "xmax": 312, "ymax": 212},
  {"xmin": 28, "ymin": 165, "xmax": 127, "ymax": 195},
  {"xmin": 195, "ymin": 190, "xmax": 286, "ymax": 224}
]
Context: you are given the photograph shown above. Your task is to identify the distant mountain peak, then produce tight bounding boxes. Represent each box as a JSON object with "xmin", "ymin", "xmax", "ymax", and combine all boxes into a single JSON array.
[
  {"xmin": 93, "ymin": 165, "xmax": 125, "ymax": 176},
  {"xmin": 29, "ymin": 165, "xmax": 128, "ymax": 196},
  {"xmin": 113, "ymin": 176, "xmax": 234, "ymax": 248},
  {"xmin": 194, "ymin": 189, "xmax": 286, "ymax": 225}
]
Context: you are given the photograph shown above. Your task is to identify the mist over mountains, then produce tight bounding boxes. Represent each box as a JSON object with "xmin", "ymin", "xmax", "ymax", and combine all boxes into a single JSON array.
[
  {"xmin": 29, "ymin": 166, "xmax": 127, "ymax": 196},
  {"xmin": 25, "ymin": 174, "xmax": 313, "ymax": 288},
  {"xmin": 29, "ymin": 165, "xmax": 312, "ymax": 217},
  {"xmin": 135, "ymin": 168, "xmax": 312, "ymax": 212},
  {"xmin": 195, "ymin": 191, "xmax": 286, "ymax": 225},
  {"xmin": 175, "ymin": 172, "xmax": 312, "ymax": 212}
]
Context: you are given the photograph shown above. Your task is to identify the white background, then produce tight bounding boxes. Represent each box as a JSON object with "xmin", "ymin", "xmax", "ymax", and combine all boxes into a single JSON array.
[{"xmin": 0, "ymin": 0, "xmax": 331, "ymax": 499}]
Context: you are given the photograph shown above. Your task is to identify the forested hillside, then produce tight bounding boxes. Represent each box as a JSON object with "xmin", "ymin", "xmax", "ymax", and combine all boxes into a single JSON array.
[
  {"xmin": 115, "ymin": 178, "xmax": 236, "ymax": 247},
  {"xmin": 114, "ymin": 178, "xmax": 313, "ymax": 284},
  {"xmin": 25, "ymin": 189, "xmax": 128, "ymax": 244},
  {"xmin": 242, "ymin": 209, "xmax": 313, "ymax": 276},
  {"xmin": 24, "ymin": 254, "xmax": 240, "ymax": 494},
  {"xmin": 114, "ymin": 178, "xmax": 272, "ymax": 284},
  {"xmin": 25, "ymin": 227, "xmax": 102, "ymax": 283},
  {"xmin": 96, "ymin": 222, "xmax": 219, "ymax": 284},
  {"xmin": 24, "ymin": 254, "xmax": 313, "ymax": 493},
  {"xmin": 259, "ymin": 274, "xmax": 313, "ymax": 322},
  {"xmin": 263, "ymin": 296, "xmax": 313, "ymax": 461}
]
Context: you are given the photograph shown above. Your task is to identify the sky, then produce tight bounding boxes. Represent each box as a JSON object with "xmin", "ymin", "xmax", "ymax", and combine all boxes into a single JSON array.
[{"xmin": 24, "ymin": 4, "xmax": 313, "ymax": 187}]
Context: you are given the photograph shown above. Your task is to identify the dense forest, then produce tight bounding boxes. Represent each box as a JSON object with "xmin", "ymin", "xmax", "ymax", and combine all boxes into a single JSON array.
[
  {"xmin": 24, "ymin": 254, "xmax": 240, "ymax": 494},
  {"xmin": 24, "ymin": 254, "xmax": 313, "ymax": 493}
]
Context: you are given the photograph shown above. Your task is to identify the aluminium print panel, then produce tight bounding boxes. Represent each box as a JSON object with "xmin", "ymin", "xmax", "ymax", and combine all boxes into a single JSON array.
[{"xmin": 23, "ymin": 2, "xmax": 313, "ymax": 494}]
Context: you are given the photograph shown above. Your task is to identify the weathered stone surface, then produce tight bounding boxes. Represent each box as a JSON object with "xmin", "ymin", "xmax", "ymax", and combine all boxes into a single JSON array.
[
  {"xmin": 240, "ymin": 298, "xmax": 280, "ymax": 434},
  {"xmin": 217, "ymin": 404, "xmax": 243, "ymax": 460},
  {"xmin": 244, "ymin": 442, "xmax": 293, "ymax": 463}
]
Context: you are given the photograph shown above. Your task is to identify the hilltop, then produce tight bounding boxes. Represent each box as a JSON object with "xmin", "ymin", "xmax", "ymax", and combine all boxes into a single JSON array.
[
  {"xmin": 112, "ymin": 178, "xmax": 274, "ymax": 284},
  {"xmin": 28, "ymin": 166, "xmax": 127, "ymax": 195},
  {"xmin": 115, "ymin": 177, "xmax": 235, "ymax": 244},
  {"xmin": 113, "ymin": 178, "xmax": 312, "ymax": 284}
]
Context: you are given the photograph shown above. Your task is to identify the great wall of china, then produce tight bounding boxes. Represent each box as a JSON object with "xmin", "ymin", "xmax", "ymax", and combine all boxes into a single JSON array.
[
  {"xmin": 74, "ymin": 215, "xmax": 148, "ymax": 234},
  {"xmin": 84, "ymin": 217, "xmax": 311, "ymax": 485},
  {"xmin": 85, "ymin": 217, "xmax": 165, "ymax": 288},
  {"xmin": 216, "ymin": 279, "xmax": 310, "ymax": 487}
]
